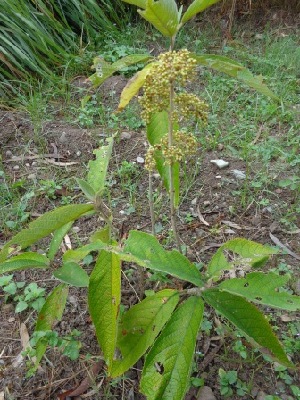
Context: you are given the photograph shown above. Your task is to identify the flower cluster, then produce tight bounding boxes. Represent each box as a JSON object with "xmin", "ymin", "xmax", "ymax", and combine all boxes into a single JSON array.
[
  {"xmin": 145, "ymin": 131, "xmax": 198, "ymax": 171},
  {"xmin": 174, "ymin": 92, "xmax": 208, "ymax": 122},
  {"xmin": 140, "ymin": 49, "xmax": 197, "ymax": 123}
]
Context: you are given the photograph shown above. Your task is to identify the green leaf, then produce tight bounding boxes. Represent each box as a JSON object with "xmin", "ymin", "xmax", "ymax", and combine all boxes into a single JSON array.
[
  {"xmin": 15, "ymin": 301, "xmax": 28, "ymax": 313},
  {"xmin": 87, "ymin": 137, "xmax": 114, "ymax": 195},
  {"xmin": 202, "ymin": 289, "xmax": 292, "ymax": 366},
  {"xmin": 118, "ymin": 62, "xmax": 156, "ymax": 111},
  {"xmin": 62, "ymin": 241, "xmax": 105, "ymax": 264},
  {"xmin": 0, "ymin": 204, "xmax": 94, "ymax": 262},
  {"xmin": 88, "ymin": 250, "xmax": 121, "ymax": 373},
  {"xmin": 147, "ymin": 112, "xmax": 180, "ymax": 206},
  {"xmin": 35, "ymin": 284, "xmax": 69, "ymax": 366},
  {"xmin": 121, "ymin": 0, "xmax": 146, "ymax": 7},
  {"xmin": 53, "ymin": 262, "xmax": 89, "ymax": 287},
  {"xmin": 207, "ymin": 238, "xmax": 277, "ymax": 280},
  {"xmin": 90, "ymin": 226, "xmax": 111, "ymax": 244},
  {"xmin": 138, "ymin": 0, "xmax": 180, "ymax": 37},
  {"xmin": 181, "ymin": 0, "xmax": 221, "ymax": 25},
  {"xmin": 141, "ymin": 296, "xmax": 204, "ymax": 400},
  {"xmin": 76, "ymin": 178, "xmax": 96, "ymax": 201},
  {"xmin": 219, "ymin": 272, "xmax": 300, "ymax": 311},
  {"xmin": 122, "ymin": 231, "xmax": 203, "ymax": 286},
  {"xmin": 89, "ymin": 54, "xmax": 151, "ymax": 88},
  {"xmin": 192, "ymin": 54, "xmax": 278, "ymax": 100},
  {"xmin": 0, "ymin": 252, "xmax": 49, "ymax": 274},
  {"xmin": 111, "ymin": 289, "xmax": 179, "ymax": 377},
  {"xmin": 47, "ymin": 222, "xmax": 73, "ymax": 261}
]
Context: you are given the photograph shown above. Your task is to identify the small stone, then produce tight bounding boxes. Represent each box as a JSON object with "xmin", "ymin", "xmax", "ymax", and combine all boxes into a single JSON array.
[
  {"xmin": 137, "ymin": 156, "xmax": 144, "ymax": 164},
  {"xmin": 215, "ymin": 175, "xmax": 222, "ymax": 179},
  {"xmin": 13, "ymin": 165, "xmax": 20, "ymax": 171},
  {"xmin": 191, "ymin": 197, "xmax": 198, "ymax": 205},
  {"xmin": 120, "ymin": 131, "xmax": 132, "ymax": 140},
  {"xmin": 210, "ymin": 159, "xmax": 229, "ymax": 169},
  {"xmin": 232, "ymin": 169, "xmax": 246, "ymax": 179},
  {"xmin": 72, "ymin": 226, "xmax": 80, "ymax": 233},
  {"xmin": 59, "ymin": 132, "xmax": 68, "ymax": 143},
  {"xmin": 25, "ymin": 163, "xmax": 30, "ymax": 167},
  {"xmin": 197, "ymin": 386, "xmax": 217, "ymax": 400},
  {"xmin": 27, "ymin": 174, "xmax": 36, "ymax": 180},
  {"xmin": 203, "ymin": 201, "xmax": 210, "ymax": 206},
  {"xmin": 32, "ymin": 161, "xmax": 38, "ymax": 166},
  {"xmin": 5, "ymin": 150, "xmax": 12, "ymax": 157},
  {"xmin": 76, "ymin": 151, "xmax": 81, "ymax": 156}
]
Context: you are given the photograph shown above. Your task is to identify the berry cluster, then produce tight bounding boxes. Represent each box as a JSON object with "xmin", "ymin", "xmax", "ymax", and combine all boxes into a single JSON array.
[
  {"xmin": 145, "ymin": 131, "xmax": 197, "ymax": 171},
  {"xmin": 140, "ymin": 49, "xmax": 197, "ymax": 123},
  {"xmin": 174, "ymin": 92, "xmax": 208, "ymax": 122}
]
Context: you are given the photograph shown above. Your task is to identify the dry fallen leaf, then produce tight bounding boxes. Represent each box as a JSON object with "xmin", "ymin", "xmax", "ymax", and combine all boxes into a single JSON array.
[{"xmin": 64, "ymin": 234, "xmax": 72, "ymax": 249}]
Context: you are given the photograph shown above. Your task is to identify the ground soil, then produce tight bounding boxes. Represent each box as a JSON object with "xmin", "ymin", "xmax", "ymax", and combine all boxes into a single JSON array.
[{"xmin": 1, "ymin": 13, "xmax": 299, "ymax": 400}]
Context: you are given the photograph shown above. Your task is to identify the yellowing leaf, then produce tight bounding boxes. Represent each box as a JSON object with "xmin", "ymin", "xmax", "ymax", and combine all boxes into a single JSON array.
[{"xmin": 118, "ymin": 62, "xmax": 156, "ymax": 111}]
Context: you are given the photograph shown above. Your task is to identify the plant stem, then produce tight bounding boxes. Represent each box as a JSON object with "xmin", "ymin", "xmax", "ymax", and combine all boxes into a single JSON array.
[
  {"xmin": 168, "ymin": 82, "xmax": 181, "ymax": 252},
  {"xmin": 148, "ymin": 172, "xmax": 155, "ymax": 235}
]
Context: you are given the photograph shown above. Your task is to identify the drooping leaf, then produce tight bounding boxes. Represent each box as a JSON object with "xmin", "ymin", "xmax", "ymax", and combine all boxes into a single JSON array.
[
  {"xmin": 219, "ymin": 272, "xmax": 300, "ymax": 311},
  {"xmin": 62, "ymin": 241, "xmax": 106, "ymax": 264},
  {"xmin": 118, "ymin": 62, "xmax": 156, "ymax": 111},
  {"xmin": 0, "ymin": 204, "xmax": 94, "ymax": 262},
  {"xmin": 87, "ymin": 137, "xmax": 114, "ymax": 195},
  {"xmin": 141, "ymin": 296, "xmax": 204, "ymax": 400},
  {"xmin": 35, "ymin": 284, "xmax": 69, "ymax": 366},
  {"xmin": 192, "ymin": 54, "xmax": 278, "ymax": 100},
  {"xmin": 53, "ymin": 262, "xmax": 89, "ymax": 287},
  {"xmin": 147, "ymin": 112, "xmax": 180, "ymax": 206},
  {"xmin": 121, "ymin": 0, "xmax": 146, "ymax": 7},
  {"xmin": 111, "ymin": 289, "xmax": 179, "ymax": 377},
  {"xmin": 202, "ymin": 289, "xmax": 292, "ymax": 366},
  {"xmin": 138, "ymin": 0, "xmax": 180, "ymax": 37},
  {"xmin": 88, "ymin": 250, "xmax": 121, "ymax": 373},
  {"xmin": 207, "ymin": 238, "xmax": 277, "ymax": 280},
  {"xmin": 181, "ymin": 0, "xmax": 221, "ymax": 25},
  {"xmin": 89, "ymin": 54, "xmax": 151, "ymax": 88},
  {"xmin": 47, "ymin": 222, "xmax": 73, "ymax": 261},
  {"xmin": 76, "ymin": 178, "xmax": 96, "ymax": 201},
  {"xmin": 122, "ymin": 231, "xmax": 203, "ymax": 286},
  {"xmin": 0, "ymin": 252, "xmax": 49, "ymax": 274}
]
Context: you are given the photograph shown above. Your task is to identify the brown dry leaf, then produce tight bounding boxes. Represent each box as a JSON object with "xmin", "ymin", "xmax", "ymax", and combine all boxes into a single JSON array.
[
  {"xmin": 269, "ymin": 232, "xmax": 300, "ymax": 260},
  {"xmin": 221, "ymin": 220, "xmax": 242, "ymax": 229},
  {"xmin": 12, "ymin": 323, "xmax": 32, "ymax": 368},
  {"xmin": 0, "ymin": 392, "xmax": 4, "ymax": 400},
  {"xmin": 280, "ymin": 314, "xmax": 297, "ymax": 322},
  {"xmin": 197, "ymin": 205, "xmax": 210, "ymax": 226},
  {"xmin": 197, "ymin": 386, "xmax": 217, "ymax": 400},
  {"xmin": 58, "ymin": 361, "xmax": 103, "ymax": 399},
  {"xmin": 64, "ymin": 234, "xmax": 72, "ymax": 249}
]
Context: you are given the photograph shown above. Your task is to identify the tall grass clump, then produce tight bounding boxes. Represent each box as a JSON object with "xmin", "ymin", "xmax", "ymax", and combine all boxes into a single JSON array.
[{"xmin": 0, "ymin": 0, "xmax": 134, "ymax": 99}]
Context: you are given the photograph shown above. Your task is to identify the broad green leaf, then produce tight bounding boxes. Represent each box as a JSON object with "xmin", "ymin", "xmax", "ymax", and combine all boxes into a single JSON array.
[
  {"xmin": 147, "ymin": 112, "xmax": 180, "ymax": 206},
  {"xmin": 62, "ymin": 241, "xmax": 105, "ymax": 264},
  {"xmin": 138, "ymin": 0, "xmax": 180, "ymax": 37},
  {"xmin": 35, "ymin": 284, "xmax": 68, "ymax": 366},
  {"xmin": 202, "ymin": 289, "xmax": 292, "ymax": 366},
  {"xmin": 207, "ymin": 238, "xmax": 277, "ymax": 280},
  {"xmin": 47, "ymin": 222, "xmax": 73, "ymax": 261},
  {"xmin": 89, "ymin": 54, "xmax": 151, "ymax": 88},
  {"xmin": 192, "ymin": 54, "xmax": 278, "ymax": 100},
  {"xmin": 141, "ymin": 296, "xmax": 204, "ymax": 400},
  {"xmin": 0, "ymin": 204, "xmax": 94, "ymax": 262},
  {"xmin": 122, "ymin": 231, "xmax": 203, "ymax": 286},
  {"xmin": 111, "ymin": 289, "xmax": 179, "ymax": 377},
  {"xmin": 0, "ymin": 252, "xmax": 49, "ymax": 274},
  {"xmin": 121, "ymin": 0, "xmax": 146, "ymax": 7},
  {"xmin": 88, "ymin": 250, "xmax": 121, "ymax": 373},
  {"xmin": 76, "ymin": 178, "xmax": 96, "ymax": 201},
  {"xmin": 118, "ymin": 62, "xmax": 156, "ymax": 111},
  {"xmin": 87, "ymin": 137, "xmax": 114, "ymax": 195},
  {"xmin": 181, "ymin": 0, "xmax": 221, "ymax": 24},
  {"xmin": 219, "ymin": 272, "xmax": 300, "ymax": 311},
  {"xmin": 90, "ymin": 226, "xmax": 111, "ymax": 244},
  {"xmin": 53, "ymin": 262, "xmax": 89, "ymax": 287}
]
